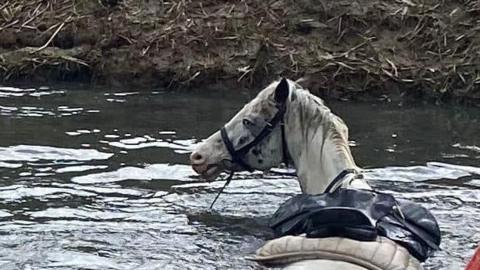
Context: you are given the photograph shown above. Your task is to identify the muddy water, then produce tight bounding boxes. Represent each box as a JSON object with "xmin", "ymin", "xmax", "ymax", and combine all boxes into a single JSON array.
[{"xmin": 0, "ymin": 84, "xmax": 478, "ymax": 270}]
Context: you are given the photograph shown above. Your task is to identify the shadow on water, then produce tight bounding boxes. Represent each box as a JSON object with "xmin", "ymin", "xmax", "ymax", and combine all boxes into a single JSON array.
[
  {"xmin": 187, "ymin": 212, "xmax": 272, "ymax": 238},
  {"xmin": 0, "ymin": 83, "xmax": 479, "ymax": 269}
]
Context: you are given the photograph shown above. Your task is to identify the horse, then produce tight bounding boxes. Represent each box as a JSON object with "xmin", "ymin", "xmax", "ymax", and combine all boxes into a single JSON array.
[{"xmin": 190, "ymin": 78, "xmax": 423, "ymax": 270}]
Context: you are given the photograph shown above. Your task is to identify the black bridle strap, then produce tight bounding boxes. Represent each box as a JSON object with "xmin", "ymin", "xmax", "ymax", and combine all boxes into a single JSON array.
[
  {"xmin": 212, "ymin": 105, "xmax": 290, "ymax": 208},
  {"xmin": 235, "ymin": 105, "xmax": 285, "ymax": 156},
  {"xmin": 323, "ymin": 168, "xmax": 357, "ymax": 193},
  {"xmin": 221, "ymin": 127, "xmax": 253, "ymax": 171},
  {"xmin": 220, "ymin": 105, "xmax": 288, "ymax": 171},
  {"xmin": 209, "ymin": 170, "xmax": 234, "ymax": 209}
]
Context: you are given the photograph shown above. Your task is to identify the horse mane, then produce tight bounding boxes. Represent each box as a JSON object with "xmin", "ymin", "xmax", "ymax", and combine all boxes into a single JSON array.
[
  {"xmin": 256, "ymin": 79, "xmax": 355, "ymax": 169},
  {"xmin": 288, "ymin": 83, "xmax": 356, "ymax": 167}
]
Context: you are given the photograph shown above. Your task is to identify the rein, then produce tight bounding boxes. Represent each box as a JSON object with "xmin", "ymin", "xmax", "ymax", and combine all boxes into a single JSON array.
[
  {"xmin": 210, "ymin": 104, "xmax": 289, "ymax": 209},
  {"xmin": 209, "ymin": 171, "xmax": 234, "ymax": 209}
]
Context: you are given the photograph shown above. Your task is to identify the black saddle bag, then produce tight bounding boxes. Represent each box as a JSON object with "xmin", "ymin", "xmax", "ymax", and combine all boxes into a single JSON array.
[{"xmin": 269, "ymin": 188, "xmax": 441, "ymax": 262}]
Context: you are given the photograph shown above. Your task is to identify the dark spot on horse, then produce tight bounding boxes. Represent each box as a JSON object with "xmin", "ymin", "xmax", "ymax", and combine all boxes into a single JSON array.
[
  {"xmin": 252, "ymin": 148, "xmax": 261, "ymax": 156},
  {"xmin": 258, "ymin": 159, "xmax": 263, "ymax": 164},
  {"xmin": 291, "ymin": 91, "xmax": 296, "ymax": 101},
  {"xmin": 260, "ymin": 106, "xmax": 271, "ymax": 115},
  {"xmin": 239, "ymin": 136, "xmax": 247, "ymax": 145},
  {"xmin": 216, "ymin": 139, "xmax": 222, "ymax": 144}
]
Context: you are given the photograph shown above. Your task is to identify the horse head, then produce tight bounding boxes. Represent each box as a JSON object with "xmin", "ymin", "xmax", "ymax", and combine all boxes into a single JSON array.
[{"xmin": 190, "ymin": 78, "xmax": 292, "ymax": 181}]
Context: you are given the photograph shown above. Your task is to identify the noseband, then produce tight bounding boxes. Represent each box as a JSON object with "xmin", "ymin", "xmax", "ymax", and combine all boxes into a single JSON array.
[{"xmin": 220, "ymin": 104, "xmax": 289, "ymax": 172}]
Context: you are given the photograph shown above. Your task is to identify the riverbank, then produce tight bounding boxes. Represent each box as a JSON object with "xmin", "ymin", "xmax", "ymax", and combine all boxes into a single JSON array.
[{"xmin": 1, "ymin": 0, "xmax": 479, "ymax": 103}]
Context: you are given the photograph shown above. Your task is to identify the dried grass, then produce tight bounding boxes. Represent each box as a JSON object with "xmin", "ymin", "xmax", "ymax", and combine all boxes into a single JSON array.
[{"xmin": 1, "ymin": 0, "xmax": 480, "ymax": 102}]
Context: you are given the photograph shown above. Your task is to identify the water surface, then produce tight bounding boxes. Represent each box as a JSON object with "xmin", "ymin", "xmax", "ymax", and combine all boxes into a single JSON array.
[{"xmin": 0, "ymin": 84, "xmax": 479, "ymax": 270}]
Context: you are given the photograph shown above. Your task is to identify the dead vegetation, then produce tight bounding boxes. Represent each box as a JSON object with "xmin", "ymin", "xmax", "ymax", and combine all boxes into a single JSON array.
[{"xmin": 1, "ymin": 0, "xmax": 480, "ymax": 103}]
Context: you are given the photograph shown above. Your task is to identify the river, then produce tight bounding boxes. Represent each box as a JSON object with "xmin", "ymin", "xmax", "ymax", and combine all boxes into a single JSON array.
[{"xmin": 0, "ymin": 83, "xmax": 478, "ymax": 270}]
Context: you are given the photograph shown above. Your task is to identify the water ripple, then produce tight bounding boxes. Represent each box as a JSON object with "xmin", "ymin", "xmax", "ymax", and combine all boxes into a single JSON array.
[
  {"xmin": 0, "ymin": 87, "xmax": 479, "ymax": 270},
  {"xmin": 71, "ymin": 164, "xmax": 195, "ymax": 184},
  {"xmin": 0, "ymin": 86, "xmax": 64, "ymax": 98},
  {"xmin": 105, "ymin": 136, "xmax": 196, "ymax": 153},
  {"xmin": 0, "ymin": 145, "xmax": 112, "ymax": 162},
  {"xmin": 0, "ymin": 186, "xmax": 96, "ymax": 201}
]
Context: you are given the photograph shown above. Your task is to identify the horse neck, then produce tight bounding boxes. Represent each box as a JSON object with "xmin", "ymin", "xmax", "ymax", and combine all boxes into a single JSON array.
[{"xmin": 284, "ymin": 93, "xmax": 359, "ymax": 194}]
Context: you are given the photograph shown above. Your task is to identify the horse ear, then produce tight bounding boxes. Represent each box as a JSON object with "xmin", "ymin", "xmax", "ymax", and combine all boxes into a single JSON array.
[{"xmin": 274, "ymin": 78, "xmax": 289, "ymax": 104}]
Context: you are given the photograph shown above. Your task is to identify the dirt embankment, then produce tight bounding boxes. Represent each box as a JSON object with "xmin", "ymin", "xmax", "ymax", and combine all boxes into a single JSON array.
[{"xmin": 1, "ymin": 0, "xmax": 480, "ymax": 103}]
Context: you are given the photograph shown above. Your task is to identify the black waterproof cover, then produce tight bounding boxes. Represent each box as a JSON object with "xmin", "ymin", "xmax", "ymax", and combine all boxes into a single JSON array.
[{"xmin": 269, "ymin": 189, "xmax": 441, "ymax": 262}]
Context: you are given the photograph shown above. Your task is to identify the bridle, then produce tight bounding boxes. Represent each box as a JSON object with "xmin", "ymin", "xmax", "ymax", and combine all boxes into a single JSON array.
[
  {"xmin": 209, "ymin": 100, "xmax": 361, "ymax": 208},
  {"xmin": 220, "ymin": 104, "xmax": 289, "ymax": 172},
  {"xmin": 209, "ymin": 103, "xmax": 290, "ymax": 209}
]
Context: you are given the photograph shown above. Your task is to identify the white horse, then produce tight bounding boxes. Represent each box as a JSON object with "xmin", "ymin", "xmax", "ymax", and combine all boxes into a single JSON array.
[{"xmin": 190, "ymin": 79, "xmax": 422, "ymax": 270}]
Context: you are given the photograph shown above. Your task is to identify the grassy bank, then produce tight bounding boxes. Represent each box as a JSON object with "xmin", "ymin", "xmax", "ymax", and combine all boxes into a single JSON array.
[{"xmin": 1, "ymin": 0, "xmax": 480, "ymax": 103}]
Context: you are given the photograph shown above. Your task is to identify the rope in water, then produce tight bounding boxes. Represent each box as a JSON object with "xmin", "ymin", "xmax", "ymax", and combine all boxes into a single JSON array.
[
  {"xmin": 209, "ymin": 171, "xmax": 235, "ymax": 209},
  {"xmin": 208, "ymin": 168, "xmax": 295, "ymax": 209}
]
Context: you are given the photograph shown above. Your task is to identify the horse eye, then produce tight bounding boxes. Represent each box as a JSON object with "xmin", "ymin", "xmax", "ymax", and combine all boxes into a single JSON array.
[
  {"xmin": 239, "ymin": 136, "xmax": 247, "ymax": 145},
  {"xmin": 242, "ymin": 118, "xmax": 255, "ymax": 127}
]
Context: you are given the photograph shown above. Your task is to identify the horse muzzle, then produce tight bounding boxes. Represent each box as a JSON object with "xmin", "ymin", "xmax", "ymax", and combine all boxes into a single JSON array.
[
  {"xmin": 190, "ymin": 150, "xmax": 226, "ymax": 181},
  {"xmin": 192, "ymin": 164, "xmax": 224, "ymax": 181}
]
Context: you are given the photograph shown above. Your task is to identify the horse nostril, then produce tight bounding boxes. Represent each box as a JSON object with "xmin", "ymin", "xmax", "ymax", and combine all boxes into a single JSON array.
[{"xmin": 190, "ymin": 152, "xmax": 205, "ymax": 164}]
